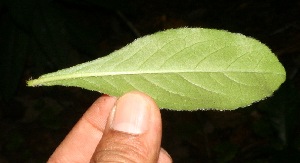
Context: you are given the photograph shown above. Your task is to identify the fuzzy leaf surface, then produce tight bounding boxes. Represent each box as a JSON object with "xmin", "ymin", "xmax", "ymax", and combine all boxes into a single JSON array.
[{"xmin": 27, "ymin": 28, "xmax": 286, "ymax": 110}]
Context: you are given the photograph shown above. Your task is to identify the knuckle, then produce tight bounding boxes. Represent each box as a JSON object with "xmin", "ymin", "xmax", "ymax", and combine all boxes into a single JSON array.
[{"xmin": 91, "ymin": 134, "xmax": 152, "ymax": 163}]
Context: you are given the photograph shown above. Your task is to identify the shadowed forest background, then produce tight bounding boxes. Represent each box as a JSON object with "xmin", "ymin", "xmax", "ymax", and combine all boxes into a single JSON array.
[{"xmin": 0, "ymin": 0, "xmax": 300, "ymax": 162}]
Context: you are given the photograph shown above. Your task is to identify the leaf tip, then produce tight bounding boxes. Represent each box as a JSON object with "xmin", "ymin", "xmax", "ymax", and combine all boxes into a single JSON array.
[{"xmin": 26, "ymin": 77, "xmax": 39, "ymax": 87}]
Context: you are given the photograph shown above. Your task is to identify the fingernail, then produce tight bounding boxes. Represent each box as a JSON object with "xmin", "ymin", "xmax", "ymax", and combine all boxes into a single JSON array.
[{"xmin": 110, "ymin": 92, "xmax": 150, "ymax": 134}]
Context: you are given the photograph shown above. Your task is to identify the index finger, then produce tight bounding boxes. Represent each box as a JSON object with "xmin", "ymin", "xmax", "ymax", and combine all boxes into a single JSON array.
[{"xmin": 48, "ymin": 95, "xmax": 117, "ymax": 163}]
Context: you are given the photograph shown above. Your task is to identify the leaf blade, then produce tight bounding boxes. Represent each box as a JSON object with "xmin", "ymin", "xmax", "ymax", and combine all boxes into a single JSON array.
[{"xmin": 27, "ymin": 28, "xmax": 286, "ymax": 110}]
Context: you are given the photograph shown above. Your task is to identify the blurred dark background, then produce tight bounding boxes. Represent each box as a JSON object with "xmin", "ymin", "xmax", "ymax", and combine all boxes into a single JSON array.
[{"xmin": 0, "ymin": 0, "xmax": 300, "ymax": 162}]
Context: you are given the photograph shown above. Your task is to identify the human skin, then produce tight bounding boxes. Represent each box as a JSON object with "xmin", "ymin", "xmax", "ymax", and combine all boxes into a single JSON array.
[{"xmin": 48, "ymin": 91, "xmax": 172, "ymax": 163}]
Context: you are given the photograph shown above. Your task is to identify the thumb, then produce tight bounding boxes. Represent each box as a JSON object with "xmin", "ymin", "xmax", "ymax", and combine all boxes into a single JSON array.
[{"xmin": 90, "ymin": 91, "xmax": 170, "ymax": 163}]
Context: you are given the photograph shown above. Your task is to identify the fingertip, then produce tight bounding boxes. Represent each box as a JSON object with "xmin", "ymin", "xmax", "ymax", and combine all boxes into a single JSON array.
[
  {"xmin": 110, "ymin": 91, "xmax": 153, "ymax": 134},
  {"xmin": 91, "ymin": 91, "xmax": 162, "ymax": 163}
]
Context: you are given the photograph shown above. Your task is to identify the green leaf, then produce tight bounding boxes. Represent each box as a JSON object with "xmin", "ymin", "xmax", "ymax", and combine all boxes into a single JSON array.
[{"xmin": 27, "ymin": 28, "xmax": 286, "ymax": 111}]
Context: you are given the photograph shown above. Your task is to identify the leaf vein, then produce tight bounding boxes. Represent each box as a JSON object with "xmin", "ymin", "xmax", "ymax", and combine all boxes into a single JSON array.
[
  {"xmin": 195, "ymin": 45, "xmax": 228, "ymax": 68},
  {"xmin": 225, "ymin": 50, "xmax": 249, "ymax": 70},
  {"xmin": 141, "ymin": 75, "xmax": 197, "ymax": 99},
  {"xmin": 178, "ymin": 73, "xmax": 224, "ymax": 95},
  {"xmin": 136, "ymin": 37, "xmax": 179, "ymax": 69},
  {"xmin": 223, "ymin": 73, "xmax": 250, "ymax": 87}
]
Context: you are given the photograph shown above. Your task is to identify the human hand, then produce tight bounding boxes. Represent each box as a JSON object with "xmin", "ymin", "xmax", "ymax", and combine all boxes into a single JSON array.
[{"xmin": 48, "ymin": 91, "xmax": 172, "ymax": 163}]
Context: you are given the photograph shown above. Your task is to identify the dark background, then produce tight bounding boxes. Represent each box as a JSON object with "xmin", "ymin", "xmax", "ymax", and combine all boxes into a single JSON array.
[{"xmin": 1, "ymin": 0, "xmax": 300, "ymax": 162}]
